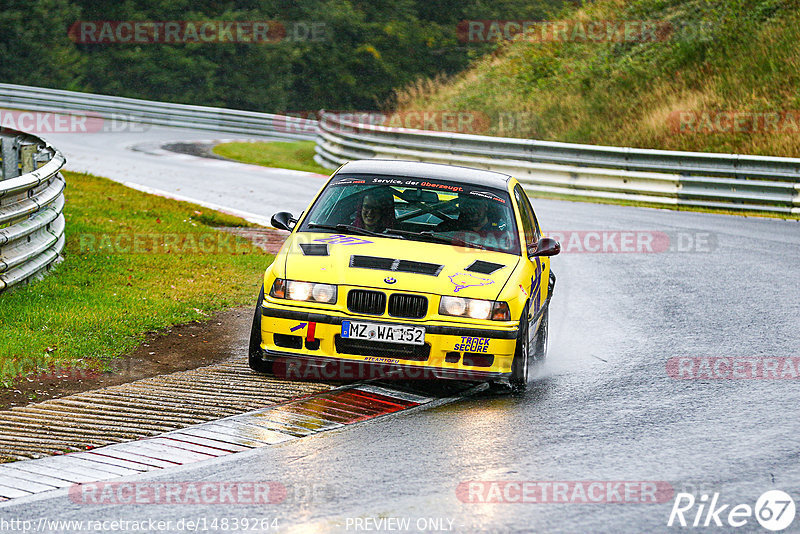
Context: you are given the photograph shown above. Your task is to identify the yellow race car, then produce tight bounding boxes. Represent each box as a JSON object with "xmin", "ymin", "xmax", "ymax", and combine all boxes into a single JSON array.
[{"xmin": 248, "ymin": 160, "xmax": 559, "ymax": 391}]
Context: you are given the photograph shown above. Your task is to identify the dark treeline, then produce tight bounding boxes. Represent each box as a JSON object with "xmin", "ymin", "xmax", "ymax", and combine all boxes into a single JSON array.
[{"xmin": 1, "ymin": 0, "xmax": 566, "ymax": 113}]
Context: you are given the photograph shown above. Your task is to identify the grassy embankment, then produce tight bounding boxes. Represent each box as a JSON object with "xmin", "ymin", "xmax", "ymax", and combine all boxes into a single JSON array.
[
  {"xmin": 391, "ymin": 0, "xmax": 800, "ymax": 218},
  {"xmin": 0, "ymin": 171, "xmax": 273, "ymax": 385},
  {"xmin": 394, "ymin": 0, "xmax": 800, "ymax": 156}
]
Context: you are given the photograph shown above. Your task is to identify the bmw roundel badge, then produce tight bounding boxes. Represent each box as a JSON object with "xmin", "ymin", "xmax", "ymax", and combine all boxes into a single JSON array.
[{"xmin": 384, "ymin": 277, "xmax": 397, "ymax": 284}]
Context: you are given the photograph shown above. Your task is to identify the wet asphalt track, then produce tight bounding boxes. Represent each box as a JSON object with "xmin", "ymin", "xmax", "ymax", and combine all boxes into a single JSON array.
[
  {"xmin": 2, "ymin": 126, "xmax": 799, "ymax": 533},
  {"xmin": 43, "ymin": 127, "xmax": 328, "ymax": 224}
]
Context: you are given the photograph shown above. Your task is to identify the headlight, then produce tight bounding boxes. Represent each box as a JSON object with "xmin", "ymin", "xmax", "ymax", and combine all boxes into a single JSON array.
[
  {"xmin": 288, "ymin": 281, "xmax": 313, "ymax": 301},
  {"xmin": 441, "ymin": 296, "xmax": 466, "ymax": 316},
  {"xmin": 312, "ymin": 283, "xmax": 336, "ymax": 303},
  {"xmin": 439, "ymin": 296, "xmax": 510, "ymax": 321},
  {"xmin": 467, "ymin": 299, "xmax": 492, "ymax": 319},
  {"xmin": 270, "ymin": 279, "xmax": 337, "ymax": 304}
]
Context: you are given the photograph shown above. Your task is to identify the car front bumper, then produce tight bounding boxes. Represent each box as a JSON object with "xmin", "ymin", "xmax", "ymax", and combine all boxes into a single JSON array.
[{"xmin": 258, "ymin": 304, "xmax": 519, "ymax": 381}]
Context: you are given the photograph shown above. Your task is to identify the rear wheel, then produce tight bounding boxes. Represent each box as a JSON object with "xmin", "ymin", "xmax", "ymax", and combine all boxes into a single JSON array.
[
  {"xmin": 509, "ymin": 302, "xmax": 530, "ymax": 393},
  {"xmin": 248, "ymin": 285, "xmax": 272, "ymax": 374}
]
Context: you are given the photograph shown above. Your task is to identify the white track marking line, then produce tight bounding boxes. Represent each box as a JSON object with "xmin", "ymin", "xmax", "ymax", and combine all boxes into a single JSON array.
[{"xmin": 121, "ymin": 181, "xmax": 272, "ymax": 226}]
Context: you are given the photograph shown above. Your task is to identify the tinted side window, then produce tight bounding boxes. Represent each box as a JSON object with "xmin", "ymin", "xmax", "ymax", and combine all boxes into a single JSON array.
[
  {"xmin": 514, "ymin": 185, "xmax": 537, "ymax": 250},
  {"xmin": 522, "ymin": 191, "xmax": 541, "ymax": 241}
]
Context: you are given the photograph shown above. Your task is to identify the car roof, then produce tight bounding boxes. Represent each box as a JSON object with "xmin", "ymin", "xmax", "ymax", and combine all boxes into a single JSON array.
[{"xmin": 336, "ymin": 159, "xmax": 512, "ymax": 188}]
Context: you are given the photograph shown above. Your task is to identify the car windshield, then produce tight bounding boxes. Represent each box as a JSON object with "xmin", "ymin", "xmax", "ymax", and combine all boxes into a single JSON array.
[{"xmin": 298, "ymin": 174, "xmax": 521, "ymax": 255}]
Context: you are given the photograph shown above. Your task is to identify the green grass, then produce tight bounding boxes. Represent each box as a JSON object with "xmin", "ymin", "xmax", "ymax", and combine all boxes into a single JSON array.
[
  {"xmin": 0, "ymin": 171, "xmax": 274, "ymax": 386},
  {"xmin": 388, "ymin": 0, "xmax": 800, "ymax": 219},
  {"xmin": 213, "ymin": 141, "xmax": 332, "ymax": 175}
]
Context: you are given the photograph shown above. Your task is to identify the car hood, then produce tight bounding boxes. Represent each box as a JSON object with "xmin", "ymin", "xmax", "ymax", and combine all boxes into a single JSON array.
[{"xmin": 282, "ymin": 232, "xmax": 520, "ymax": 299}]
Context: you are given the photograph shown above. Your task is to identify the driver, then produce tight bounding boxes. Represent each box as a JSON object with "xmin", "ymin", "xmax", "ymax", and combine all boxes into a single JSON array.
[
  {"xmin": 354, "ymin": 188, "xmax": 395, "ymax": 232},
  {"xmin": 437, "ymin": 194, "xmax": 497, "ymax": 233},
  {"xmin": 459, "ymin": 196, "xmax": 494, "ymax": 232}
]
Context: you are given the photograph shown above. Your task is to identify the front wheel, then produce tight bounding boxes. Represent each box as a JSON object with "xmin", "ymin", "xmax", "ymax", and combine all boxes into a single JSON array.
[
  {"xmin": 509, "ymin": 302, "xmax": 530, "ymax": 393},
  {"xmin": 248, "ymin": 285, "xmax": 272, "ymax": 374},
  {"xmin": 532, "ymin": 307, "xmax": 549, "ymax": 361}
]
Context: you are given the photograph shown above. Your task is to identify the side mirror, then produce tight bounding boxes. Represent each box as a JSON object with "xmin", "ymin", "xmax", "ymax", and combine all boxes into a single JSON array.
[
  {"xmin": 271, "ymin": 212, "xmax": 296, "ymax": 231},
  {"xmin": 529, "ymin": 237, "xmax": 561, "ymax": 257}
]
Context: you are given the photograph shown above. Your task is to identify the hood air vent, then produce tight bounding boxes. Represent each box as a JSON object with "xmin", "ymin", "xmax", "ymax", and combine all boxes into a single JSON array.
[
  {"xmin": 349, "ymin": 255, "xmax": 395, "ymax": 270},
  {"xmin": 299, "ymin": 243, "xmax": 329, "ymax": 256},
  {"xmin": 350, "ymin": 255, "xmax": 443, "ymax": 276}
]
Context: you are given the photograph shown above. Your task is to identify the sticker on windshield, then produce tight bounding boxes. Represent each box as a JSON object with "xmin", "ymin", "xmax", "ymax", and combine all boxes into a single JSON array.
[
  {"xmin": 469, "ymin": 190, "xmax": 507, "ymax": 203},
  {"xmin": 334, "ymin": 175, "xmax": 465, "ymax": 192},
  {"xmin": 332, "ymin": 178, "xmax": 367, "ymax": 186},
  {"xmin": 448, "ymin": 272, "xmax": 494, "ymax": 293},
  {"xmin": 314, "ymin": 234, "xmax": 373, "ymax": 245}
]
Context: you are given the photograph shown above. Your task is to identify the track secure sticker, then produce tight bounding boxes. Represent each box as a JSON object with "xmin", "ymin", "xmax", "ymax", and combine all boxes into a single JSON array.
[{"xmin": 455, "ymin": 337, "xmax": 490, "ymax": 353}]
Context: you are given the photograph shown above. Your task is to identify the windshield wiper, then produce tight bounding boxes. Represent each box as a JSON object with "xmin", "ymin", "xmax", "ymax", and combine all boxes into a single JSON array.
[
  {"xmin": 384, "ymin": 229, "xmax": 487, "ymax": 250},
  {"xmin": 307, "ymin": 223, "xmax": 403, "ymax": 239}
]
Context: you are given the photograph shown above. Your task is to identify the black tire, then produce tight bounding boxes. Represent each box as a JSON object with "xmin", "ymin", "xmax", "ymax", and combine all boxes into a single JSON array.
[
  {"xmin": 248, "ymin": 285, "xmax": 273, "ymax": 374},
  {"xmin": 532, "ymin": 307, "xmax": 549, "ymax": 361},
  {"xmin": 509, "ymin": 302, "xmax": 530, "ymax": 393}
]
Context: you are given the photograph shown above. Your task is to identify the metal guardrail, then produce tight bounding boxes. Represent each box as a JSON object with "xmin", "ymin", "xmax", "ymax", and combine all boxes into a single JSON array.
[
  {"xmin": 4, "ymin": 84, "xmax": 798, "ymax": 215},
  {"xmin": 0, "ymin": 84, "xmax": 317, "ymax": 140},
  {"xmin": 0, "ymin": 128, "xmax": 66, "ymax": 294},
  {"xmin": 315, "ymin": 112, "xmax": 800, "ymax": 214}
]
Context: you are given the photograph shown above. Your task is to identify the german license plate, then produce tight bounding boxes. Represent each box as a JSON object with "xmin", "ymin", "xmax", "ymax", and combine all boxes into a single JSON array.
[{"xmin": 341, "ymin": 320, "xmax": 425, "ymax": 345}]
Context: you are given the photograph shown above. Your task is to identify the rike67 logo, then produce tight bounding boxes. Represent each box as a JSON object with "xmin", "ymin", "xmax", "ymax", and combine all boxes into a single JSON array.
[{"xmin": 668, "ymin": 490, "xmax": 796, "ymax": 531}]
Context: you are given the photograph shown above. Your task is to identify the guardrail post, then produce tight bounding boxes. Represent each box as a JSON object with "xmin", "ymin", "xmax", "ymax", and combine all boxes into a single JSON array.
[
  {"xmin": 20, "ymin": 143, "xmax": 37, "ymax": 174},
  {"xmin": 0, "ymin": 128, "xmax": 67, "ymax": 295},
  {"xmin": 1, "ymin": 135, "xmax": 21, "ymax": 180}
]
